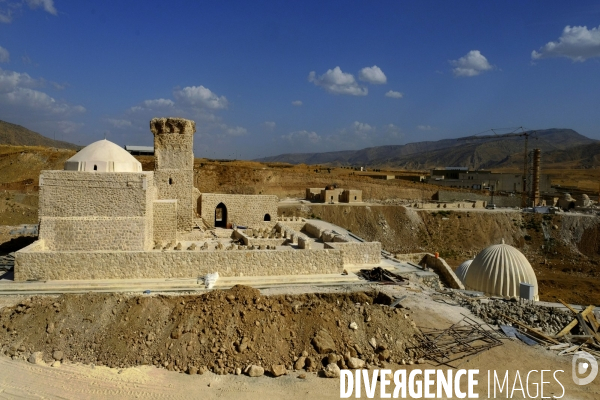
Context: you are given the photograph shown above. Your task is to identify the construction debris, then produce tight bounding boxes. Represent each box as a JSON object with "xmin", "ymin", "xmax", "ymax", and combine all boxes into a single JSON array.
[
  {"xmin": 358, "ymin": 267, "xmax": 408, "ymax": 285},
  {"xmin": 0, "ymin": 253, "xmax": 14, "ymax": 270},
  {"xmin": 461, "ymin": 297, "xmax": 576, "ymax": 336},
  {"xmin": 416, "ymin": 316, "xmax": 503, "ymax": 367},
  {"xmin": 546, "ymin": 300, "xmax": 600, "ymax": 359}
]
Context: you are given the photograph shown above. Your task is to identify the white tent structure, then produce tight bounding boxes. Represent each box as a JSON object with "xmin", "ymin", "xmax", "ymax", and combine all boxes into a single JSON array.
[
  {"xmin": 455, "ymin": 259, "xmax": 472, "ymax": 284},
  {"xmin": 64, "ymin": 139, "xmax": 142, "ymax": 172},
  {"xmin": 464, "ymin": 241, "xmax": 538, "ymax": 300}
]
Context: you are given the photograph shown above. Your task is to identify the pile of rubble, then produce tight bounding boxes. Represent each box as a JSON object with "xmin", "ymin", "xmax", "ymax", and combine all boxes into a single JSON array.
[
  {"xmin": 0, "ymin": 286, "xmax": 422, "ymax": 377},
  {"xmin": 465, "ymin": 298, "xmax": 579, "ymax": 336}
]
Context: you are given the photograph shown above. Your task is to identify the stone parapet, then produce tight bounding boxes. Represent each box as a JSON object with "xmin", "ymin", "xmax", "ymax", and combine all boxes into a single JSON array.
[
  {"xmin": 324, "ymin": 242, "xmax": 381, "ymax": 265},
  {"xmin": 15, "ymin": 242, "xmax": 344, "ymax": 281}
]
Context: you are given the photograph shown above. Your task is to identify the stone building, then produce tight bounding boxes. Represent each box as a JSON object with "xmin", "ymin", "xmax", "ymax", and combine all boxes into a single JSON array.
[
  {"xmin": 16, "ymin": 117, "xmax": 381, "ymax": 282},
  {"xmin": 305, "ymin": 187, "xmax": 362, "ymax": 203},
  {"xmin": 428, "ymin": 168, "xmax": 552, "ymax": 193}
]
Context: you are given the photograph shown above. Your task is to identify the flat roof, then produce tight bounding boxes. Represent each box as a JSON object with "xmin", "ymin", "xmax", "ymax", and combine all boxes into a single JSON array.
[{"xmin": 124, "ymin": 145, "xmax": 154, "ymax": 152}]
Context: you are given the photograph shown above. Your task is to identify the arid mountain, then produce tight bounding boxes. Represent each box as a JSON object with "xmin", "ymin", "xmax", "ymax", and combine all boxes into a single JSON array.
[
  {"xmin": 257, "ymin": 129, "xmax": 597, "ymax": 169},
  {"xmin": 0, "ymin": 120, "xmax": 79, "ymax": 150}
]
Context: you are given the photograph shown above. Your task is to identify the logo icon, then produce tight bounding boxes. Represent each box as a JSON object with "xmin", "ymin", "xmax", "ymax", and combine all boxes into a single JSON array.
[{"xmin": 572, "ymin": 351, "xmax": 598, "ymax": 385}]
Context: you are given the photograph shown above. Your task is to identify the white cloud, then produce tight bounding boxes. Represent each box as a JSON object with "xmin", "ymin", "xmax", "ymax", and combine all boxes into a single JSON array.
[
  {"xmin": 385, "ymin": 90, "xmax": 403, "ymax": 98},
  {"xmin": 225, "ymin": 126, "xmax": 247, "ymax": 136},
  {"xmin": 384, "ymin": 123, "xmax": 403, "ymax": 138},
  {"xmin": 129, "ymin": 98, "xmax": 174, "ymax": 112},
  {"xmin": 0, "ymin": 0, "xmax": 57, "ymax": 23},
  {"xmin": 350, "ymin": 121, "xmax": 374, "ymax": 139},
  {"xmin": 56, "ymin": 120, "xmax": 83, "ymax": 134},
  {"xmin": 263, "ymin": 121, "xmax": 276, "ymax": 130},
  {"xmin": 0, "ymin": 68, "xmax": 36, "ymax": 92},
  {"xmin": 352, "ymin": 121, "xmax": 374, "ymax": 133},
  {"xmin": 0, "ymin": 12, "xmax": 11, "ymax": 24},
  {"xmin": 292, "ymin": 100, "xmax": 302, "ymax": 106},
  {"xmin": 25, "ymin": 0, "xmax": 56, "ymax": 16},
  {"xmin": 0, "ymin": 46, "xmax": 9, "ymax": 63},
  {"xmin": 282, "ymin": 130, "xmax": 321, "ymax": 143},
  {"xmin": 308, "ymin": 66, "xmax": 368, "ymax": 96},
  {"xmin": 417, "ymin": 125, "xmax": 433, "ymax": 131},
  {"xmin": 2, "ymin": 87, "xmax": 85, "ymax": 115},
  {"xmin": 450, "ymin": 50, "xmax": 493, "ymax": 77},
  {"xmin": 359, "ymin": 65, "xmax": 387, "ymax": 84},
  {"xmin": 0, "ymin": 67, "xmax": 84, "ymax": 115},
  {"xmin": 107, "ymin": 118, "xmax": 132, "ymax": 128},
  {"xmin": 532, "ymin": 25, "xmax": 600, "ymax": 62},
  {"xmin": 173, "ymin": 85, "xmax": 228, "ymax": 110}
]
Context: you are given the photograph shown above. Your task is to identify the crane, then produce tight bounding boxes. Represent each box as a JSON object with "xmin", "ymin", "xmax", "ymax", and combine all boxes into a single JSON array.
[{"xmin": 457, "ymin": 127, "xmax": 538, "ymax": 207}]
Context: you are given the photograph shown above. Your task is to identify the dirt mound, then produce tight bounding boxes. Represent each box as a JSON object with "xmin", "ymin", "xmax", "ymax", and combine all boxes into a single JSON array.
[{"xmin": 0, "ymin": 286, "xmax": 421, "ymax": 375}]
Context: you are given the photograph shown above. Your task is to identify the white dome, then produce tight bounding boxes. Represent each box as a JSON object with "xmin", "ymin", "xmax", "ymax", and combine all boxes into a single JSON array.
[
  {"xmin": 464, "ymin": 243, "xmax": 538, "ymax": 300},
  {"xmin": 455, "ymin": 259, "xmax": 472, "ymax": 283},
  {"xmin": 64, "ymin": 139, "xmax": 142, "ymax": 172}
]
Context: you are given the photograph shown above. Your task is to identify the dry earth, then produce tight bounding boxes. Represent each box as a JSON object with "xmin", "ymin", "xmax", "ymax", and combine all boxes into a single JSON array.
[
  {"xmin": 281, "ymin": 204, "xmax": 600, "ymax": 305},
  {"xmin": 0, "ymin": 285, "xmax": 597, "ymax": 399},
  {"xmin": 0, "ymin": 286, "xmax": 419, "ymax": 374}
]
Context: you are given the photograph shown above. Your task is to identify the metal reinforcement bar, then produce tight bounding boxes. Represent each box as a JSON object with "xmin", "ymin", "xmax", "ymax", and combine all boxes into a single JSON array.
[{"xmin": 417, "ymin": 316, "xmax": 503, "ymax": 367}]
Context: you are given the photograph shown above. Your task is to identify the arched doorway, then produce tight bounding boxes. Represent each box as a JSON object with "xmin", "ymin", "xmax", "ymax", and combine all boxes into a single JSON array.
[
  {"xmin": 264, "ymin": 214, "xmax": 271, "ymax": 221},
  {"xmin": 215, "ymin": 203, "xmax": 227, "ymax": 227}
]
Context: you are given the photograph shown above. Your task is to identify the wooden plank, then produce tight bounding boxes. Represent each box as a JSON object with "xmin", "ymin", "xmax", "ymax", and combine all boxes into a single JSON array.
[
  {"xmin": 556, "ymin": 319, "xmax": 578, "ymax": 338},
  {"xmin": 581, "ymin": 305, "xmax": 599, "ymax": 332},
  {"xmin": 548, "ymin": 343, "xmax": 570, "ymax": 350},
  {"xmin": 581, "ymin": 305, "xmax": 595, "ymax": 317},
  {"xmin": 587, "ymin": 311, "xmax": 600, "ymax": 333},
  {"xmin": 577, "ymin": 314, "xmax": 594, "ymax": 336},
  {"xmin": 500, "ymin": 314, "xmax": 560, "ymax": 344},
  {"xmin": 558, "ymin": 345, "xmax": 581, "ymax": 356},
  {"xmin": 559, "ymin": 299, "xmax": 579, "ymax": 315}
]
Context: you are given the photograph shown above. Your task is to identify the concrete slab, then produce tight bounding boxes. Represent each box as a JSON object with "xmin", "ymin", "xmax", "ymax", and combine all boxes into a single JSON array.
[{"xmin": 0, "ymin": 272, "xmax": 364, "ymax": 295}]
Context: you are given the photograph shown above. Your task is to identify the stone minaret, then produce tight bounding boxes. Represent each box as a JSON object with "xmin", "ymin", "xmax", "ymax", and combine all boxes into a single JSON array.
[{"xmin": 150, "ymin": 117, "xmax": 196, "ymax": 231}]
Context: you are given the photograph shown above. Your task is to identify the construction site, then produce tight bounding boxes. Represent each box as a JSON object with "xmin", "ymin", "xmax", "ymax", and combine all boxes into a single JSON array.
[{"xmin": 0, "ymin": 119, "xmax": 598, "ymax": 398}]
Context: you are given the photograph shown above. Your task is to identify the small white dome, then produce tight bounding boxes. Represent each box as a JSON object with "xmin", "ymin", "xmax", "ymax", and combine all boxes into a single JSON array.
[
  {"xmin": 464, "ymin": 243, "xmax": 538, "ymax": 300},
  {"xmin": 64, "ymin": 139, "xmax": 142, "ymax": 172},
  {"xmin": 455, "ymin": 259, "xmax": 472, "ymax": 283}
]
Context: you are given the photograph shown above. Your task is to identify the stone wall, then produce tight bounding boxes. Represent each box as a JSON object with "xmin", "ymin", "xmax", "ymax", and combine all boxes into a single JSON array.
[
  {"xmin": 150, "ymin": 118, "xmax": 195, "ymax": 171},
  {"xmin": 419, "ymin": 253, "xmax": 464, "ymax": 290},
  {"xmin": 153, "ymin": 200, "xmax": 177, "ymax": 243},
  {"xmin": 232, "ymin": 229, "xmax": 285, "ymax": 247},
  {"xmin": 15, "ymin": 243, "xmax": 344, "ymax": 281},
  {"xmin": 154, "ymin": 170, "xmax": 194, "ymax": 231},
  {"xmin": 413, "ymin": 201, "xmax": 485, "ymax": 209},
  {"xmin": 38, "ymin": 171, "xmax": 154, "ymax": 251},
  {"xmin": 200, "ymin": 193, "xmax": 278, "ymax": 228},
  {"xmin": 435, "ymin": 190, "xmax": 521, "ymax": 208},
  {"xmin": 39, "ymin": 171, "xmax": 154, "ymax": 218},
  {"xmin": 325, "ymin": 242, "xmax": 381, "ymax": 265},
  {"xmin": 340, "ymin": 190, "xmax": 362, "ymax": 203},
  {"xmin": 152, "ymin": 117, "xmax": 195, "ymax": 232},
  {"xmin": 40, "ymin": 217, "xmax": 150, "ymax": 251},
  {"xmin": 304, "ymin": 221, "xmax": 327, "ymax": 239}
]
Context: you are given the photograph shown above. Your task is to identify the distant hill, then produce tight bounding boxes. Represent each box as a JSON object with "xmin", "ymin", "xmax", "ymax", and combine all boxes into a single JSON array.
[
  {"xmin": 0, "ymin": 120, "xmax": 79, "ymax": 150},
  {"xmin": 257, "ymin": 129, "xmax": 598, "ymax": 169},
  {"xmin": 541, "ymin": 141, "xmax": 600, "ymax": 168}
]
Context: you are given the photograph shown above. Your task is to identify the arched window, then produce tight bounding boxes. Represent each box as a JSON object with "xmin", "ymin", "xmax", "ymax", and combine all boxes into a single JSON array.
[
  {"xmin": 264, "ymin": 214, "xmax": 271, "ymax": 221},
  {"xmin": 93, "ymin": 165, "xmax": 97, "ymax": 171},
  {"xmin": 215, "ymin": 203, "xmax": 227, "ymax": 228}
]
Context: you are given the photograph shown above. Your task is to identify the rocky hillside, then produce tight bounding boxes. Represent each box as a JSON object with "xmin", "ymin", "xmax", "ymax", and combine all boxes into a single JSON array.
[
  {"xmin": 258, "ymin": 129, "xmax": 597, "ymax": 169},
  {"xmin": 279, "ymin": 203, "xmax": 600, "ymax": 305},
  {"xmin": 0, "ymin": 120, "xmax": 79, "ymax": 150}
]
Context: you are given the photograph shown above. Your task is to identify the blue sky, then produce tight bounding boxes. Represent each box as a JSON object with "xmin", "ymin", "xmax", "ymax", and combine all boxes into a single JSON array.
[{"xmin": 1, "ymin": 1, "xmax": 600, "ymax": 159}]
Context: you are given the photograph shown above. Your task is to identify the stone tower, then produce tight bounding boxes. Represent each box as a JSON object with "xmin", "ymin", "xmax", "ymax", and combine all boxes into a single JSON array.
[{"xmin": 150, "ymin": 117, "xmax": 196, "ymax": 231}]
